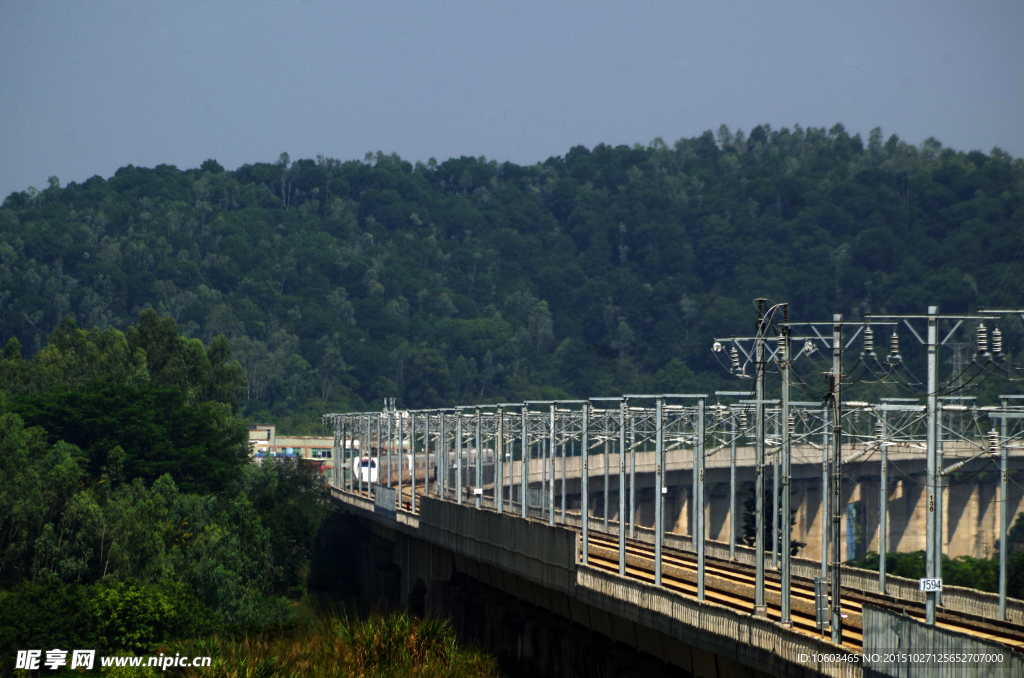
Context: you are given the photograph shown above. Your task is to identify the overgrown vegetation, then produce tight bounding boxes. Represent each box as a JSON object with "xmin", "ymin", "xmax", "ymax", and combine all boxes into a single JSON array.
[
  {"xmin": 848, "ymin": 512, "xmax": 1024, "ymax": 598},
  {"xmin": 166, "ymin": 610, "xmax": 503, "ymax": 678},
  {"xmin": 0, "ymin": 315, "xmax": 330, "ymax": 670},
  {"xmin": 0, "ymin": 315, "xmax": 503, "ymax": 677},
  {"xmin": 2, "ymin": 127, "xmax": 1021, "ymax": 431},
  {"xmin": 848, "ymin": 550, "xmax": 1024, "ymax": 598}
]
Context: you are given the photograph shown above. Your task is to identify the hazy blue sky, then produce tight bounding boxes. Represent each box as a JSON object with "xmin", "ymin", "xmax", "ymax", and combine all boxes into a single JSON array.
[{"xmin": 2, "ymin": 1, "xmax": 1022, "ymax": 199}]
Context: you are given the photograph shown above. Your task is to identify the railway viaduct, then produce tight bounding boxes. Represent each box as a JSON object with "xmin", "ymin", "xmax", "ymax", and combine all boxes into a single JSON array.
[
  {"xmin": 328, "ymin": 469, "xmax": 1024, "ymax": 678},
  {"xmin": 324, "ymin": 399, "xmax": 1024, "ymax": 677}
]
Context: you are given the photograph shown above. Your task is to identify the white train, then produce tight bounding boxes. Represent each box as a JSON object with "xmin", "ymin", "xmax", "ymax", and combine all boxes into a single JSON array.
[{"xmin": 358, "ymin": 457, "xmax": 379, "ymax": 484}]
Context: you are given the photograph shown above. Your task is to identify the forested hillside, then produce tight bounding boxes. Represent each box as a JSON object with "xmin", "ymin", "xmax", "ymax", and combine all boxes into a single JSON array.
[{"xmin": 2, "ymin": 124, "xmax": 1023, "ymax": 430}]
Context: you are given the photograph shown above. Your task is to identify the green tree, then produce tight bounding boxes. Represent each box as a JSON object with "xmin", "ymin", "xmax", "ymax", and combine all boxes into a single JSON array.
[
  {"xmin": 235, "ymin": 458, "xmax": 330, "ymax": 593},
  {"xmin": 10, "ymin": 382, "xmax": 247, "ymax": 493}
]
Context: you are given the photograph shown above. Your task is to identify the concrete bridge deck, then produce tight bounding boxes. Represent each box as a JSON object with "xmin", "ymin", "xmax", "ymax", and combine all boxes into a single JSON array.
[
  {"xmin": 366, "ymin": 440, "xmax": 1024, "ymax": 564},
  {"xmin": 330, "ymin": 485, "xmax": 1024, "ymax": 677}
]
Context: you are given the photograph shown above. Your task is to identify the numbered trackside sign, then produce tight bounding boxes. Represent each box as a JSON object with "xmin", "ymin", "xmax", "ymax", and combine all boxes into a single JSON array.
[{"xmin": 919, "ymin": 578, "xmax": 943, "ymax": 592}]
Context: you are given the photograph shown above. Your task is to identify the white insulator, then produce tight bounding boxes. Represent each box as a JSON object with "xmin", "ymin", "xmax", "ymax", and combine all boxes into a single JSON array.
[
  {"xmin": 977, "ymin": 323, "xmax": 989, "ymax": 355},
  {"xmin": 730, "ymin": 345, "xmax": 741, "ymax": 371},
  {"xmin": 987, "ymin": 430, "xmax": 1001, "ymax": 451},
  {"xmin": 788, "ymin": 414, "xmax": 796, "ymax": 436},
  {"xmin": 942, "ymin": 404, "xmax": 969, "ymax": 412},
  {"xmin": 739, "ymin": 410, "xmax": 748, "ymax": 430},
  {"xmin": 992, "ymin": 328, "xmax": 1003, "ymax": 356},
  {"xmin": 875, "ymin": 421, "xmax": 884, "ymax": 440},
  {"xmin": 941, "ymin": 459, "xmax": 969, "ymax": 477},
  {"xmin": 888, "ymin": 331, "xmax": 901, "ymax": 364},
  {"xmin": 863, "ymin": 325, "xmax": 875, "ymax": 355}
]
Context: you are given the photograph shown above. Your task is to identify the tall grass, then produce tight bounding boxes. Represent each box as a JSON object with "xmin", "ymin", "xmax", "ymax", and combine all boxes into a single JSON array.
[{"xmin": 163, "ymin": 610, "xmax": 503, "ymax": 678}]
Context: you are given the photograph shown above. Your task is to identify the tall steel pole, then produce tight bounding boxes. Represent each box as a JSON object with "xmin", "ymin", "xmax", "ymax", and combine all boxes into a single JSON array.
[
  {"xmin": 425, "ymin": 411, "xmax": 432, "ymax": 497},
  {"xmin": 780, "ymin": 311, "xmax": 792, "ymax": 625},
  {"xmin": 397, "ymin": 411, "xmax": 404, "ymax": 510},
  {"xmin": 622, "ymin": 417, "xmax": 630, "ymax": 540},
  {"xmin": 561, "ymin": 439, "xmax": 566, "ymax": 523},
  {"xmin": 410, "ymin": 412, "xmax": 417, "ymax": 512},
  {"xmin": 333, "ymin": 417, "xmax": 342, "ymax": 491},
  {"xmin": 521, "ymin": 406, "xmax": 529, "ymax": 518},
  {"xmin": 582, "ymin": 403, "xmax": 590, "ymax": 564},
  {"xmin": 619, "ymin": 397, "xmax": 627, "ymax": 575},
  {"xmin": 541, "ymin": 412, "xmax": 547, "ymax": 515},
  {"xmin": 730, "ymin": 408, "xmax": 737, "ymax": 559},
  {"xmin": 879, "ymin": 408, "xmax": 887, "ymax": 593},
  {"xmin": 508, "ymin": 417, "xmax": 514, "ymax": 513},
  {"xmin": 937, "ymin": 403, "xmax": 945, "ymax": 605},
  {"xmin": 439, "ymin": 412, "xmax": 447, "ymax": 499},
  {"xmin": 496, "ymin": 407, "xmax": 503, "ymax": 513},
  {"xmin": 926, "ymin": 306, "xmax": 938, "ymax": 626},
  {"xmin": 475, "ymin": 407, "xmax": 482, "ymax": 509},
  {"xmin": 773, "ymin": 411, "xmax": 780, "ymax": 569},
  {"xmin": 821, "ymin": 406, "xmax": 829, "ymax": 583},
  {"xmin": 358, "ymin": 415, "xmax": 365, "ymax": 496},
  {"xmin": 372, "ymin": 414, "xmax": 378, "ymax": 499},
  {"xmin": 754, "ymin": 303, "xmax": 767, "ymax": 616},
  {"xmin": 696, "ymin": 396, "xmax": 706, "ymax": 601},
  {"xmin": 549, "ymin": 403, "xmax": 556, "ymax": 526},
  {"xmin": 999, "ymin": 405, "xmax": 1008, "ymax": 619},
  {"xmin": 604, "ymin": 439, "xmax": 610, "ymax": 531},
  {"xmin": 387, "ymin": 409, "xmax": 393, "ymax": 490},
  {"xmin": 655, "ymin": 396, "xmax": 665, "ymax": 586},
  {"xmin": 830, "ymin": 314, "xmax": 843, "ymax": 644},
  {"xmin": 456, "ymin": 410, "xmax": 463, "ymax": 505},
  {"xmin": 344, "ymin": 416, "xmax": 350, "ymax": 493}
]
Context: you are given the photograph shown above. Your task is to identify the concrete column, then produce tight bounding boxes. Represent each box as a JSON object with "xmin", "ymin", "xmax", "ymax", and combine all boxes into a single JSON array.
[
  {"xmin": 892, "ymin": 477, "xmax": 928, "ymax": 553},
  {"xmin": 976, "ymin": 478, "xmax": 999, "ymax": 559},
  {"xmin": 672, "ymin": 485, "xmax": 689, "ymax": 535},
  {"xmin": 946, "ymin": 480, "xmax": 977, "ymax": 558},
  {"xmin": 801, "ymin": 482, "xmax": 824, "ymax": 562}
]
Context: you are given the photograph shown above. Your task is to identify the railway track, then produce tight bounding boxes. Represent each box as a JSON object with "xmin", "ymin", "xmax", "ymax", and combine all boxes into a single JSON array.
[{"xmin": 585, "ymin": 532, "xmax": 1024, "ymax": 653}]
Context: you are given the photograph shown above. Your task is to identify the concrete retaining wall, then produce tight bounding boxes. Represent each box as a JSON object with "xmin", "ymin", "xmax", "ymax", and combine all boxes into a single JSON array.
[
  {"xmin": 575, "ymin": 564, "xmax": 861, "ymax": 678},
  {"xmin": 861, "ymin": 605, "xmax": 1023, "ymax": 677},
  {"xmin": 418, "ymin": 496, "xmax": 578, "ymax": 595}
]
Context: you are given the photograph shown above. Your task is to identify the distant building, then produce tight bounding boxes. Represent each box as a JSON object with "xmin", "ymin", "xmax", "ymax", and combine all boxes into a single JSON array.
[{"xmin": 248, "ymin": 424, "xmax": 357, "ymax": 483}]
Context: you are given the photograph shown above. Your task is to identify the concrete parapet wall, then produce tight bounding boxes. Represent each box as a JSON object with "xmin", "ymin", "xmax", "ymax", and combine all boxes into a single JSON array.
[
  {"xmin": 575, "ymin": 564, "xmax": 861, "ymax": 678},
  {"xmin": 329, "ymin": 487, "xmax": 420, "ymax": 534},
  {"xmin": 418, "ymin": 496, "xmax": 578, "ymax": 595},
  {"xmin": 861, "ymin": 605, "xmax": 1023, "ymax": 677}
]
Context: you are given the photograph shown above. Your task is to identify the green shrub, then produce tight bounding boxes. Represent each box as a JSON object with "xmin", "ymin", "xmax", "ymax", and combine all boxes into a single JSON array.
[
  {"xmin": 89, "ymin": 580, "xmax": 221, "ymax": 654},
  {"xmin": 170, "ymin": 610, "xmax": 503, "ymax": 678},
  {"xmin": 0, "ymin": 578, "xmax": 93, "ymax": 671}
]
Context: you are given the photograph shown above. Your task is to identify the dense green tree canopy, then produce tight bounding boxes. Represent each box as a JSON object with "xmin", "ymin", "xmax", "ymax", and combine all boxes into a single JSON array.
[
  {"xmin": 9, "ymin": 383, "xmax": 245, "ymax": 493},
  {"xmin": 2, "ymin": 126, "xmax": 1022, "ymax": 429}
]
